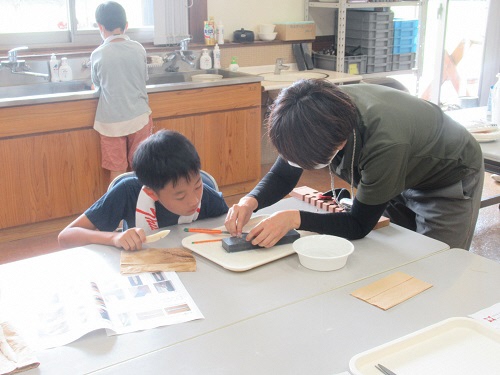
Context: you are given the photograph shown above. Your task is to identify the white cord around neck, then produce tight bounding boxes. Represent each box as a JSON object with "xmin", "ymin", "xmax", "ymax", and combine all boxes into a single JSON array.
[{"xmin": 329, "ymin": 128, "xmax": 356, "ymax": 210}]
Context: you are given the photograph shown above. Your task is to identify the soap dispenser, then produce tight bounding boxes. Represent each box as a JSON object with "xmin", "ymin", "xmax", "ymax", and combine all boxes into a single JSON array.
[
  {"xmin": 229, "ymin": 56, "xmax": 239, "ymax": 72},
  {"xmin": 59, "ymin": 57, "xmax": 73, "ymax": 81},
  {"xmin": 213, "ymin": 44, "xmax": 221, "ymax": 69},
  {"xmin": 200, "ymin": 48, "xmax": 212, "ymax": 70},
  {"xmin": 49, "ymin": 54, "xmax": 60, "ymax": 82}
]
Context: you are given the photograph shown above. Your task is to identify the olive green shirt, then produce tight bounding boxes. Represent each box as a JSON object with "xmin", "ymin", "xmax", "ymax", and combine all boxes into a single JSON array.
[{"xmin": 334, "ymin": 84, "xmax": 483, "ymax": 205}]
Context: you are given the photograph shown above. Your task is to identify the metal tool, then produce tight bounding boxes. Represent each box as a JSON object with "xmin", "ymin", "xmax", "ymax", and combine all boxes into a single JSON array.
[{"xmin": 375, "ymin": 363, "xmax": 398, "ymax": 375}]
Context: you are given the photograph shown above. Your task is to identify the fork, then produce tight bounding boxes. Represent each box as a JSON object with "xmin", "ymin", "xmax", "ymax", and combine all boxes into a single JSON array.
[{"xmin": 375, "ymin": 363, "xmax": 397, "ymax": 375}]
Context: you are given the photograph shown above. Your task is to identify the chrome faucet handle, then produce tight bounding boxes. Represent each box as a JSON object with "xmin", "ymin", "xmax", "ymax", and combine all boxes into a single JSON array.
[
  {"xmin": 8, "ymin": 46, "xmax": 28, "ymax": 63},
  {"xmin": 179, "ymin": 38, "xmax": 192, "ymax": 51},
  {"xmin": 274, "ymin": 58, "xmax": 290, "ymax": 75}
]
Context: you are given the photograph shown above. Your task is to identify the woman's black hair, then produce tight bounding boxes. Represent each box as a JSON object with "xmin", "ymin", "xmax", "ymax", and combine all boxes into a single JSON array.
[{"xmin": 267, "ymin": 79, "xmax": 358, "ymax": 169}]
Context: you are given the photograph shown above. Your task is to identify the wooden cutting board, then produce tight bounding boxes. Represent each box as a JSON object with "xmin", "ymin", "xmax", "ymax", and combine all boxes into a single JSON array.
[{"xmin": 120, "ymin": 247, "xmax": 196, "ymax": 274}]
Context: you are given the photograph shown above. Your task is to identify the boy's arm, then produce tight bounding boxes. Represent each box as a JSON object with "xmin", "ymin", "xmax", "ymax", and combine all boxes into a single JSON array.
[{"xmin": 58, "ymin": 214, "xmax": 146, "ymax": 251}]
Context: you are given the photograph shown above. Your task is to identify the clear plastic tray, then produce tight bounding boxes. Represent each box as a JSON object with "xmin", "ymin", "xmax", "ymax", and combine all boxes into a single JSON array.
[{"xmin": 349, "ymin": 317, "xmax": 500, "ymax": 375}]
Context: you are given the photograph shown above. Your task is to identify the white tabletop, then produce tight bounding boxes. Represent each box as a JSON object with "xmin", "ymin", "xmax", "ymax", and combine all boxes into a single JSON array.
[
  {"xmin": 238, "ymin": 64, "xmax": 362, "ymax": 91},
  {"xmin": 1, "ymin": 198, "xmax": 450, "ymax": 374},
  {"xmin": 91, "ymin": 249, "xmax": 500, "ymax": 375}
]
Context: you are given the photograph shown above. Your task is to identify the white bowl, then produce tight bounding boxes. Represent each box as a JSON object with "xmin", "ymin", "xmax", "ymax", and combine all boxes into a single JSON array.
[
  {"xmin": 191, "ymin": 74, "xmax": 223, "ymax": 82},
  {"xmin": 258, "ymin": 32, "xmax": 277, "ymax": 41},
  {"xmin": 293, "ymin": 235, "xmax": 354, "ymax": 271},
  {"xmin": 259, "ymin": 24, "xmax": 276, "ymax": 34}
]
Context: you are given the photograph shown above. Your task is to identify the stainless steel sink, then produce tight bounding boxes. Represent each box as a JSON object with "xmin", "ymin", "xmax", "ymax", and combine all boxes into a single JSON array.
[
  {"xmin": 0, "ymin": 68, "xmax": 262, "ymax": 108},
  {"xmin": 147, "ymin": 69, "xmax": 253, "ymax": 85},
  {"xmin": 0, "ymin": 80, "xmax": 93, "ymax": 99}
]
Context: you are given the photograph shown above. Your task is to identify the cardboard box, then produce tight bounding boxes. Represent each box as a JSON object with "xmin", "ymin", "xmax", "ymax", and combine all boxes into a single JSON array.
[{"xmin": 275, "ymin": 22, "xmax": 316, "ymax": 41}]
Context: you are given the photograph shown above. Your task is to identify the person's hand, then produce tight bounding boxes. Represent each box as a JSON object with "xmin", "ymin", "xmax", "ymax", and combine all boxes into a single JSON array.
[
  {"xmin": 246, "ymin": 210, "xmax": 301, "ymax": 248},
  {"xmin": 112, "ymin": 228, "xmax": 146, "ymax": 251},
  {"xmin": 224, "ymin": 196, "xmax": 258, "ymax": 236}
]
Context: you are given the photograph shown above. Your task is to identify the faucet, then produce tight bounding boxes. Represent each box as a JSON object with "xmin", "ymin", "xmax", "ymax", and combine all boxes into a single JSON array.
[
  {"xmin": 163, "ymin": 37, "xmax": 196, "ymax": 71},
  {"xmin": 1, "ymin": 46, "xmax": 28, "ymax": 69},
  {"xmin": 274, "ymin": 58, "xmax": 290, "ymax": 75},
  {"xmin": 1, "ymin": 46, "xmax": 49, "ymax": 80}
]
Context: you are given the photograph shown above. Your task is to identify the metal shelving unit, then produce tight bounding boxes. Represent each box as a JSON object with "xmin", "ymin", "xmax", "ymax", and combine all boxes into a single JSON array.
[{"xmin": 306, "ymin": 1, "xmax": 427, "ymax": 78}]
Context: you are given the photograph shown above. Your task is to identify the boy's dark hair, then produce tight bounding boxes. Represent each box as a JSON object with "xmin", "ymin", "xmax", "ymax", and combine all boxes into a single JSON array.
[
  {"xmin": 267, "ymin": 79, "xmax": 357, "ymax": 170},
  {"xmin": 133, "ymin": 130, "xmax": 201, "ymax": 191},
  {"xmin": 95, "ymin": 1, "xmax": 127, "ymax": 32}
]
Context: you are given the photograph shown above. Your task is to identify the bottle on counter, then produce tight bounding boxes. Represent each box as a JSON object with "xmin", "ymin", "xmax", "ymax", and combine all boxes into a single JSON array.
[
  {"xmin": 49, "ymin": 54, "xmax": 60, "ymax": 82},
  {"xmin": 213, "ymin": 44, "xmax": 221, "ymax": 69},
  {"xmin": 200, "ymin": 48, "xmax": 212, "ymax": 70},
  {"xmin": 492, "ymin": 73, "xmax": 500, "ymax": 125},
  {"xmin": 229, "ymin": 56, "xmax": 239, "ymax": 72},
  {"xmin": 217, "ymin": 21, "xmax": 224, "ymax": 45},
  {"xmin": 59, "ymin": 57, "xmax": 73, "ymax": 81}
]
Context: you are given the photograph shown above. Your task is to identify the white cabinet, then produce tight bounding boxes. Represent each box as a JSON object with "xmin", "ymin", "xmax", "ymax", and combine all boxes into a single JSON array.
[{"xmin": 305, "ymin": 1, "xmax": 427, "ymax": 77}]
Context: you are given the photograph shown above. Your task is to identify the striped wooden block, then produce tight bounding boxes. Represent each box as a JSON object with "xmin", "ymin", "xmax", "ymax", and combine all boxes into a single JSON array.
[{"xmin": 290, "ymin": 186, "xmax": 390, "ymax": 229}]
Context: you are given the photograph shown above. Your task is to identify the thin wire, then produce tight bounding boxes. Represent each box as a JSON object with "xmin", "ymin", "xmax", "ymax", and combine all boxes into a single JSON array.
[{"xmin": 329, "ymin": 128, "xmax": 356, "ymax": 211}]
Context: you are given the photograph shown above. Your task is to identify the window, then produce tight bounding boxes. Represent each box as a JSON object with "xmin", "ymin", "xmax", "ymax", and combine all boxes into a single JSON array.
[{"xmin": 0, "ymin": 0, "xmax": 193, "ymax": 49}]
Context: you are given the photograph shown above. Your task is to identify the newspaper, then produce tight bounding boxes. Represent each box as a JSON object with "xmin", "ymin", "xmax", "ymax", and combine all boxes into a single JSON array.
[{"xmin": 0, "ymin": 248, "xmax": 203, "ymax": 350}]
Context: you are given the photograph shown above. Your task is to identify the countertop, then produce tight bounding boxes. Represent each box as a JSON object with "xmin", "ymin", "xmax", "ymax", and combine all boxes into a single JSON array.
[
  {"xmin": 0, "ymin": 64, "xmax": 362, "ymax": 108},
  {"xmin": 238, "ymin": 63, "xmax": 363, "ymax": 91}
]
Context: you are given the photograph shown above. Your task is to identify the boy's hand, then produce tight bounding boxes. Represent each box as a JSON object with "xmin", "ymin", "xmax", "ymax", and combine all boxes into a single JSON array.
[
  {"xmin": 113, "ymin": 228, "xmax": 147, "ymax": 251},
  {"xmin": 225, "ymin": 196, "xmax": 258, "ymax": 236}
]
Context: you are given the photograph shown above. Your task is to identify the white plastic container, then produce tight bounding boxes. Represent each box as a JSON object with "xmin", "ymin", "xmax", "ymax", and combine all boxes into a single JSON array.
[
  {"xmin": 213, "ymin": 44, "xmax": 221, "ymax": 69},
  {"xmin": 199, "ymin": 48, "xmax": 212, "ymax": 70},
  {"xmin": 217, "ymin": 21, "xmax": 224, "ymax": 45},
  {"xmin": 229, "ymin": 56, "xmax": 239, "ymax": 72},
  {"xmin": 58, "ymin": 57, "xmax": 73, "ymax": 81},
  {"xmin": 491, "ymin": 73, "xmax": 500, "ymax": 125},
  {"xmin": 49, "ymin": 54, "xmax": 60, "ymax": 82}
]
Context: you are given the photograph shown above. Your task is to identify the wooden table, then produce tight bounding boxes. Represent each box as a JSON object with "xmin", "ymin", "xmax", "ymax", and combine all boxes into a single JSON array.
[{"xmin": 0, "ymin": 198, "xmax": 451, "ymax": 374}]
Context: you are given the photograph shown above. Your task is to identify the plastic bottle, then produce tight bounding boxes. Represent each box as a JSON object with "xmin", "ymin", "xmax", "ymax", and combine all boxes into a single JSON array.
[
  {"xmin": 229, "ymin": 56, "xmax": 239, "ymax": 72},
  {"xmin": 492, "ymin": 73, "xmax": 500, "ymax": 125},
  {"xmin": 213, "ymin": 44, "xmax": 221, "ymax": 69},
  {"xmin": 199, "ymin": 49, "xmax": 212, "ymax": 70},
  {"xmin": 203, "ymin": 21, "xmax": 215, "ymax": 46},
  {"xmin": 58, "ymin": 57, "xmax": 73, "ymax": 81},
  {"xmin": 486, "ymin": 85, "xmax": 494, "ymax": 121},
  {"xmin": 209, "ymin": 17, "xmax": 216, "ymax": 45},
  {"xmin": 49, "ymin": 54, "xmax": 60, "ymax": 82},
  {"xmin": 217, "ymin": 21, "xmax": 224, "ymax": 45}
]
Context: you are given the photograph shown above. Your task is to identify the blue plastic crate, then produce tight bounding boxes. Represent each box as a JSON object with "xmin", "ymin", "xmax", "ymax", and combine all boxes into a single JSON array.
[
  {"xmin": 393, "ymin": 18, "xmax": 419, "ymax": 30},
  {"xmin": 394, "ymin": 27, "xmax": 418, "ymax": 39},
  {"xmin": 393, "ymin": 44, "xmax": 417, "ymax": 54}
]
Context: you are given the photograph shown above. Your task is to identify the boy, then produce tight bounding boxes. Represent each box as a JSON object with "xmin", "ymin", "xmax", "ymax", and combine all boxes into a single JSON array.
[
  {"xmin": 91, "ymin": 1, "xmax": 152, "ymax": 184},
  {"xmin": 58, "ymin": 130, "xmax": 229, "ymax": 251}
]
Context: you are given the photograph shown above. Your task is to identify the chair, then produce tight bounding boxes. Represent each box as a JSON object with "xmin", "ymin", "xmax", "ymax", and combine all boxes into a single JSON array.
[{"xmin": 108, "ymin": 170, "xmax": 219, "ymax": 192}]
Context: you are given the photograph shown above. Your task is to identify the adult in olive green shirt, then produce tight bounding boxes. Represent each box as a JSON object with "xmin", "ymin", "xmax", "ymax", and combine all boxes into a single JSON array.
[{"xmin": 224, "ymin": 80, "xmax": 484, "ymax": 250}]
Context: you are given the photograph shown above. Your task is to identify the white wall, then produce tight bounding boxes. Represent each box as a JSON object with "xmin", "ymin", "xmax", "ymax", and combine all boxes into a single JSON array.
[{"xmin": 207, "ymin": 0, "xmax": 318, "ymax": 41}]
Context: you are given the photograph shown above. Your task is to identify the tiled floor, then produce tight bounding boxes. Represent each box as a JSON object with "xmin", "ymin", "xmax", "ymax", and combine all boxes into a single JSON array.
[{"xmin": 0, "ymin": 165, "xmax": 498, "ymax": 265}]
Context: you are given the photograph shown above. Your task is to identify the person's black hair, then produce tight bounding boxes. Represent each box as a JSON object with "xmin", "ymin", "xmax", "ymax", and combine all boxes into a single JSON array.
[
  {"xmin": 132, "ymin": 130, "xmax": 201, "ymax": 191},
  {"xmin": 267, "ymin": 79, "xmax": 357, "ymax": 170},
  {"xmin": 95, "ymin": 1, "xmax": 127, "ymax": 32}
]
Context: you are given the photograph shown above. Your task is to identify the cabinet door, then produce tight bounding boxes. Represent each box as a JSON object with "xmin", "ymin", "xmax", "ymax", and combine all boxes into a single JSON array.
[
  {"xmin": 155, "ymin": 107, "xmax": 261, "ymax": 196},
  {"xmin": 0, "ymin": 129, "xmax": 107, "ymax": 228}
]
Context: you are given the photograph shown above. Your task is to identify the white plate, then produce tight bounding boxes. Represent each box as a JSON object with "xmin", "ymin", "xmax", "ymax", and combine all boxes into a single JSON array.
[
  {"xmin": 471, "ymin": 130, "xmax": 500, "ymax": 142},
  {"xmin": 182, "ymin": 215, "xmax": 314, "ymax": 272},
  {"xmin": 349, "ymin": 317, "xmax": 500, "ymax": 375}
]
